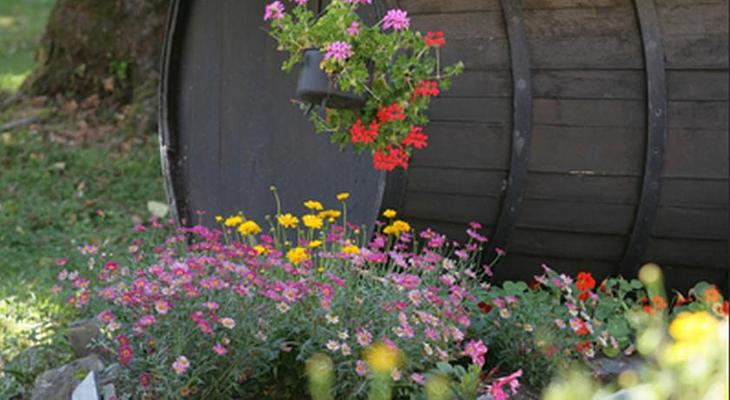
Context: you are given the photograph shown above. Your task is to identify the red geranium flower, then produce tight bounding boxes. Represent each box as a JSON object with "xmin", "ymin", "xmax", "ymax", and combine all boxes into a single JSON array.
[
  {"xmin": 402, "ymin": 126, "xmax": 428, "ymax": 149},
  {"xmin": 373, "ymin": 145, "xmax": 409, "ymax": 171},
  {"xmin": 477, "ymin": 301, "xmax": 492, "ymax": 313},
  {"xmin": 425, "ymin": 31, "xmax": 445, "ymax": 47},
  {"xmin": 414, "ymin": 80, "xmax": 440, "ymax": 97},
  {"xmin": 350, "ymin": 119, "xmax": 379, "ymax": 144},
  {"xmin": 377, "ymin": 103, "xmax": 405, "ymax": 123},
  {"xmin": 575, "ymin": 341, "xmax": 591, "ymax": 353}
]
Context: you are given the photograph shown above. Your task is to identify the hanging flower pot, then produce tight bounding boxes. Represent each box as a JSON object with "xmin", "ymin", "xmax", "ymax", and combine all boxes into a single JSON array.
[
  {"xmin": 296, "ymin": 49, "xmax": 366, "ymax": 110},
  {"xmin": 265, "ymin": 0, "xmax": 463, "ymax": 171}
]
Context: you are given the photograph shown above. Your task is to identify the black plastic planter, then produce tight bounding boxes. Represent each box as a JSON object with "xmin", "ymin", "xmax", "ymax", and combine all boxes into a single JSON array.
[{"xmin": 296, "ymin": 49, "xmax": 366, "ymax": 110}]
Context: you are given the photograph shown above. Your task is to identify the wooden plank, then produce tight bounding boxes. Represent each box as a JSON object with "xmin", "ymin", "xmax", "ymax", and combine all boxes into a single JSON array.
[
  {"xmin": 653, "ymin": 207, "xmax": 729, "ymax": 240},
  {"xmin": 523, "ymin": 7, "xmax": 638, "ymax": 37},
  {"xmin": 415, "ymin": 121, "xmax": 727, "ymax": 178},
  {"xmin": 509, "ymin": 228, "xmax": 625, "ymax": 260},
  {"xmin": 664, "ymin": 129, "xmax": 728, "ymax": 179},
  {"xmin": 447, "ymin": 70, "xmax": 513, "ymax": 98},
  {"xmin": 447, "ymin": 70, "xmax": 729, "ymax": 101},
  {"xmin": 440, "ymin": 34, "xmax": 727, "ymax": 70},
  {"xmin": 407, "ymin": 168, "xmax": 508, "ymax": 197},
  {"xmin": 517, "ymin": 199, "xmax": 635, "ymax": 234},
  {"xmin": 528, "ymin": 125, "xmax": 644, "ymax": 175},
  {"xmin": 429, "ymin": 98, "xmax": 512, "ymax": 123},
  {"xmin": 412, "ymin": 7, "xmax": 644, "ymax": 39},
  {"xmin": 495, "ymin": 254, "xmax": 617, "ymax": 282},
  {"xmin": 667, "ymin": 101, "xmax": 729, "ymax": 129},
  {"xmin": 408, "ymin": 169, "xmax": 728, "ymax": 208},
  {"xmin": 664, "ymin": 34, "xmax": 729, "ymax": 69},
  {"xmin": 667, "ymin": 70, "xmax": 729, "ymax": 101},
  {"xmin": 411, "ymin": 13, "xmax": 505, "ymax": 39},
  {"xmin": 177, "ymin": 1, "xmax": 223, "ymax": 224},
  {"xmin": 533, "ymin": 99, "xmax": 645, "ymax": 127},
  {"xmin": 400, "ymin": 0, "xmax": 631, "ymax": 14},
  {"xmin": 411, "ymin": 122, "xmax": 511, "ymax": 169},
  {"xmin": 659, "ymin": 265, "xmax": 729, "ymax": 294},
  {"xmin": 659, "ymin": 178, "xmax": 729, "ymax": 208},
  {"xmin": 657, "ymin": 3, "xmax": 729, "ymax": 36},
  {"xmin": 516, "ymin": 199, "xmax": 726, "ymax": 239},
  {"xmin": 531, "ymin": 99, "xmax": 727, "ymax": 129},
  {"xmin": 646, "ymin": 238, "xmax": 729, "ymax": 268},
  {"xmin": 403, "ymin": 192, "xmax": 501, "ymax": 224}
]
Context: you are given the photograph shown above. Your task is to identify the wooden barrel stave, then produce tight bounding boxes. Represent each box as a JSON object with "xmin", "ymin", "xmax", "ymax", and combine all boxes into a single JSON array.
[
  {"xmin": 160, "ymin": 0, "xmax": 729, "ymax": 291},
  {"xmin": 397, "ymin": 0, "xmax": 729, "ymax": 288}
]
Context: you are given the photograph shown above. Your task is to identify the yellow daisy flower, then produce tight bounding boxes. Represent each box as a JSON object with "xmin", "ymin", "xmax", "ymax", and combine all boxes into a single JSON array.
[{"xmin": 277, "ymin": 213, "xmax": 299, "ymax": 228}]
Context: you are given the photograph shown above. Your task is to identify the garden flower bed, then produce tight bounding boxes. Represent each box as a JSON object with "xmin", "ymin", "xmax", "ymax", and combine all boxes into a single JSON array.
[{"xmin": 47, "ymin": 191, "xmax": 729, "ymax": 399}]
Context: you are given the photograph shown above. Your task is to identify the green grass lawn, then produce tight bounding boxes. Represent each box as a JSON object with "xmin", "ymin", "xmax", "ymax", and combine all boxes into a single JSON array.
[
  {"xmin": 0, "ymin": 0, "xmax": 55, "ymax": 91},
  {"xmin": 0, "ymin": 128, "xmax": 165, "ymax": 395}
]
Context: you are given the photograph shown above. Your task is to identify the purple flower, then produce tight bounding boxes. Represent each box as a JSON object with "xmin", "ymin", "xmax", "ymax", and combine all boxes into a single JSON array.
[
  {"xmin": 382, "ymin": 9, "xmax": 409, "ymax": 31},
  {"xmin": 292, "ymin": 0, "xmax": 308, "ymax": 5},
  {"xmin": 347, "ymin": 21, "xmax": 360, "ymax": 36},
  {"xmin": 264, "ymin": 1, "xmax": 285, "ymax": 21},
  {"xmin": 324, "ymin": 41, "xmax": 353, "ymax": 62},
  {"xmin": 344, "ymin": 0, "xmax": 372, "ymax": 3}
]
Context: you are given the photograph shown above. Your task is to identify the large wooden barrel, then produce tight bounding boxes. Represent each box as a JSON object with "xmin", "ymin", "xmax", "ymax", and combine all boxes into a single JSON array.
[{"xmin": 159, "ymin": 0, "xmax": 729, "ymax": 291}]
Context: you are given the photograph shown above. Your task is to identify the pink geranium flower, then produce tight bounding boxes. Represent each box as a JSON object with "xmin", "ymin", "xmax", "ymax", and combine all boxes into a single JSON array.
[
  {"xmin": 347, "ymin": 21, "xmax": 360, "ymax": 36},
  {"xmin": 382, "ymin": 9, "xmax": 409, "ymax": 31},
  {"xmin": 324, "ymin": 41, "xmax": 353, "ymax": 62},
  {"xmin": 264, "ymin": 1, "xmax": 285, "ymax": 21}
]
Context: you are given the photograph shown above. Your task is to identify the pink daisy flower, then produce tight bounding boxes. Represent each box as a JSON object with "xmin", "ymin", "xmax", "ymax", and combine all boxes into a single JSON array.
[{"xmin": 172, "ymin": 356, "xmax": 190, "ymax": 374}]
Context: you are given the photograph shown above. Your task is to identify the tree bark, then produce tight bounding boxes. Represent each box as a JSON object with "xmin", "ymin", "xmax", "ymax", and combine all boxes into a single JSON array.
[{"xmin": 22, "ymin": 0, "xmax": 169, "ymax": 105}]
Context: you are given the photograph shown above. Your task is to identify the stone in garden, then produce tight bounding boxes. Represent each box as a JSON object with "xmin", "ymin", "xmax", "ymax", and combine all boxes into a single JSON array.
[
  {"xmin": 589, "ymin": 355, "xmax": 642, "ymax": 383},
  {"xmin": 6, "ymin": 345, "xmax": 61, "ymax": 375},
  {"xmin": 102, "ymin": 383, "xmax": 117, "ymax": 400},
  {"xmin": 72, "ymin": 370, "xmax": 99, "ymax": 400},
  {"xmin": 600, "ymin": 384, "xmax": 655, "ymax": 400},
  {"xmin": 31, "ymin": 353, "xmax": 105, "ymax": 400},
  {"xmin": 68, "ymin": 319, "xmax": 101, "ymax": 358}
]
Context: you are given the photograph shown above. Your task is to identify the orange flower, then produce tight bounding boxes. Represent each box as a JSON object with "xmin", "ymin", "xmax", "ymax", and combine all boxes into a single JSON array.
[
  {"xmin": 652, "ymin": 295, "xmax": 668, "ymax": 310},
  {"xmin": 576, "ymin": 272, "xmax": 596, "ymax": 292},
  {"xmin": 703, "ymin": 286, "xmax": 722, "ymax": 304}
]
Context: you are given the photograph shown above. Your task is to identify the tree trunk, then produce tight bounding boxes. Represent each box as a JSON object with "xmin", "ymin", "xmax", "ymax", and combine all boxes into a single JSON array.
[{"xmin": 22, "ymin": 0, "xmax": 169, "ymax": 106}]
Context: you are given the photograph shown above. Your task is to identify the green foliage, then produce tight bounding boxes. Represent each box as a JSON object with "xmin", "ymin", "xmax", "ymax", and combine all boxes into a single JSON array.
[
  {"xmin": 473, "ymin": 269, "xmax": 646, "ymax": 390},
  {"xmin": 0, "ymin": 0, "xmax": 56, "ymax": 91}
]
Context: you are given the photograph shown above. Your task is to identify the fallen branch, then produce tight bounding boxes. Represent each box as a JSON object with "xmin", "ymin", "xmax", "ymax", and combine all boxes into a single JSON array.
[{"xmin": 1, "ymin": 116, "xmax": 41, "ymax": 131}]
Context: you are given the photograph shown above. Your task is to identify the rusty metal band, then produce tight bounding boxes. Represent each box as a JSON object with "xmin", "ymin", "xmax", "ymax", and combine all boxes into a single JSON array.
[
  {"xmin": 620, "ymin": 0, "xmax": 668, "ymax": 276},
  {"xmin": 488, "ymin": 0, "xmax": 533, "ymax": 257}
]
